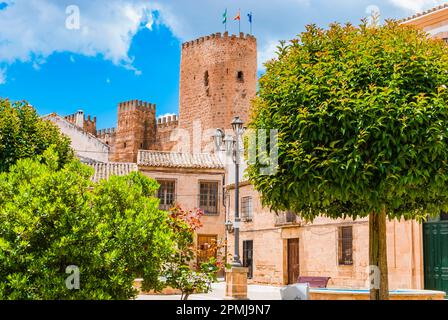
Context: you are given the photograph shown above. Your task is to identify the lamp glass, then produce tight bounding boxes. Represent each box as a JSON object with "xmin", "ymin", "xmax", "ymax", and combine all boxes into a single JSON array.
[
  {"xmin": 231, "ymin": 117, "xmax": 244, "ymax": 134},
  {"xmin": 223, "ymin": 135, "xmax": 235, "ymax": 152},
  {"xmin": 214, "ymin": 129, "xmax": 224, "ymax": 150}
]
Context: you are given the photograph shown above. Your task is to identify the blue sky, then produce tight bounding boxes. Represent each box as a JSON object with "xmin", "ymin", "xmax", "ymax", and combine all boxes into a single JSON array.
[{"xmin": 0, "ymin": 0, "xmax": 446, "ymax": 129}]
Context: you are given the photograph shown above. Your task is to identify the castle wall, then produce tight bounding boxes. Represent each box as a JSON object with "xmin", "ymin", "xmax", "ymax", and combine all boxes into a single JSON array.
[
  {"xmin": 97, "ymin": 128, "xmax": 117, "ymax": 162},
  {"xmin": 112, "ymin": 100, "xmax": 157, "ymax": 163},
  {"xmin": 65, "ymin": 110, "xmax": 97, "ymax": 136},
  {"xmin": 179, "ymin": 32, "xmax": 258, "ymax": 153},
  {"xmin": 45, "ymin": 114, "xmax": 109, "ymax": 163}
]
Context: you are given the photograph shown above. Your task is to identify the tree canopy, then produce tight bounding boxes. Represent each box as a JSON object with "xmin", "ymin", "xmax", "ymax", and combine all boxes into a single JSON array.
[
  {"xmin": 248, "ymin": 21, "xmax": 448, "ymax": 221},
  {"xmin": 0, "ymin": 149, "xmax": 175, "ymax": 300},
  {"xmin": 0, "ymin": 98, "xmax": 73, "ymax": 173}
]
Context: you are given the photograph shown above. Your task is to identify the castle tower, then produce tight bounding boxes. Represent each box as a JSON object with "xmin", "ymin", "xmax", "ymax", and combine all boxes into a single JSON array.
[
  {"xmin": 179, "ymin": 32, "xmax": 257, "ymax": 153},
  {"xmin": 113, "ymin": 100, "xmax": 157, "ymax": 163}
]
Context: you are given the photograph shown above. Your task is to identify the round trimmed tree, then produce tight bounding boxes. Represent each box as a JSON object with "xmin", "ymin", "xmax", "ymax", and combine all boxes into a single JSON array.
[{"xmin": 247, "ymin": 21, "xmax": 448, "ymax": 300}]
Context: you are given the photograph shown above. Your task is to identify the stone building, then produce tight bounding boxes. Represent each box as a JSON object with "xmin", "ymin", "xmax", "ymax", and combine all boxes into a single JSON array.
[
  {"xmin": 137, "ymin": 150, "xmax": 226, "ymax": 268},
  {"xmin": 226, "ymin": 182, "xmax": 423, "ymax": 289}
]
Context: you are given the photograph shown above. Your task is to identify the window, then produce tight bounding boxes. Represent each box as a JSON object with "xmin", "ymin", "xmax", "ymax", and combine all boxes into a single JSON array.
[
  {"xmin": 199, "ymin": 181, "xmax": 219, "ymax": 215},
  {"xmin": 338, "ymin": 226, "xmax": 353, "ymax": 266},
  {"xmin": 243, "ymin": 240, "xmax": 254, "ymax": 279},
  {"xmin": 123, "ymin": 142, "xmax": 127, "ymax": 148},
  {"xmin": 241, "ymin": 197, "xmax": 253, "ymax": 222},
  {"xmin": 157, "ymin": 180, "xmax": 176, "ymax": 211},
  {"xmin": 197, "ymin": 235, "xmax": 217, "ymax": 266},
  {"xmin": 237, "ymin": 71, "xmax": 244, "ymax": 82},
  {"xmin": 443, "ymin": 37, "xmax": 448, "ymax": 44},
  {"xmin": 275, "ymin": 211, "xmax": 297, "ymax": 226}
]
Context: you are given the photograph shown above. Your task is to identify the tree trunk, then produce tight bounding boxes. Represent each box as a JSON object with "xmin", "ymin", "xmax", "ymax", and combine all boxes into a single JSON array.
[{"xmin": 369, "ymin": 209, "xmax": 389, "ymax": 300}]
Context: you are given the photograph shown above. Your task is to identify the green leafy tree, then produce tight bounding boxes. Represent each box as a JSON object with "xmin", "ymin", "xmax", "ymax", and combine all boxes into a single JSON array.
[
  {"xmin": 247, "ymin": 21, "xmax": 448, "ymax": 300},
  {"xmin": 0, "ymin": 98, "xmax": 73, "ymax": 173},
  {"xmin": 0, "ymin": 149, "xmax": 175, "ymax": 300}
]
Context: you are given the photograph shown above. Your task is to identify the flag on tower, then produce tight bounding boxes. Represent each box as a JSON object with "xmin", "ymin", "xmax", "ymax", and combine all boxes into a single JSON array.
[
  {"xmin": 234, "ymin": 10, "xmax": 241, "ymax": 21},
  {"xmin": 223, "ymin": 9, "xmax": 228, "ymax": 31},
  {"xmin": 248, "ymin": 12, "xmax": 253, "ymax": 34},
  {"xmin": 234, "ymin": 9, "xmax": 241, "ymax": 33}
]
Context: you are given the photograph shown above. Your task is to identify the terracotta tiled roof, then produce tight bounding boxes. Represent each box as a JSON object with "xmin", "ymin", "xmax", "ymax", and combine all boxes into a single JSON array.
[
  {"xmin": 401, "ymin": 4, "xmax": 448, "ymax": 23},
  {"xmin": 137, "ymin": 150, "xmax": 224, "ymax": 169},
  {"xmin": 87, "ymin": 162, "xmax": 138, "ymax": 183}
]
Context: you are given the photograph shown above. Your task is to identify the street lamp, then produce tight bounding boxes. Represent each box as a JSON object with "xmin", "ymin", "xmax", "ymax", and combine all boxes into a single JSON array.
[{"xmin": 214, "ymin": 117, "xmax": 245, "ymax": 267}]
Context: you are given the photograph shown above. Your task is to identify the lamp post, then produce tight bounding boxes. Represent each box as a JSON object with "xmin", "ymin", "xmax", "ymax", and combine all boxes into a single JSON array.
[{"xmin": 214, "ymin": 117, "xmax": 245, "ymax": 267}]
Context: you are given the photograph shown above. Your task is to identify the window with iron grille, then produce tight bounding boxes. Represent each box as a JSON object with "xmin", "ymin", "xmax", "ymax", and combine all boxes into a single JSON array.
[
  {"xmin": 157, "ymin": 180, "xmax": 176, "ymax": 211},
  {"xmin": 338, "ymin": 226, "xmax": 353, "ymax": 265},
  {"xmin": 199, "ymin": 181, "xmax": 219, "ymax": 215},
  {"xmin": 241, "ymin": 197, "xmax": 253, "ymax": 222}
]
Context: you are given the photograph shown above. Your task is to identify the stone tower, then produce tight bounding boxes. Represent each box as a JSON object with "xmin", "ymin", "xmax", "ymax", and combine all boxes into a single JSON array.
[
  {"xmin": 113, "ymin": 100, "xmax": 157, "ymax": 163},
  {"xmin": 179, "ymin": 32, "xmax": 257, "ymax": 153}
]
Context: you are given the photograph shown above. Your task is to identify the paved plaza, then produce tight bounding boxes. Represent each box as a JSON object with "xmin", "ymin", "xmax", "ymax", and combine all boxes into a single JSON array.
[{"xmin": 137, "ymin": 282, "xmax": 282, "ymax": 300}]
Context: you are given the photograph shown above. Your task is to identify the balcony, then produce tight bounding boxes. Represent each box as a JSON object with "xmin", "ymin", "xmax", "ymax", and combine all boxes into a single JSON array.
[{"xmin": 275, "ymin": 211, "xmax": 301, "ymax": 227}]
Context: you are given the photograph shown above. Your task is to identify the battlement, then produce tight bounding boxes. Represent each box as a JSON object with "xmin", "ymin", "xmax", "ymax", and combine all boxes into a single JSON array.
[
  {"xmin": 157, "ymin": 115, "xmax": 179, "ymax": 127},
  {"xmin": 96, "ymin": 128, "xmax": 116, "ymax": 137},
  {"xmin": 118, "ymin": 100, "xmax": 156, "ymax": 113},
  {"xmin": 182, "ymin": 32, "xmax": 256, "ymax": 49},
  {"xmin": 65, "ymin": 110, "xmax": 97, "ymax": 135},
  {"xmin": 65, "ymin": 110, "xmax": 97, "ymax": 126}
]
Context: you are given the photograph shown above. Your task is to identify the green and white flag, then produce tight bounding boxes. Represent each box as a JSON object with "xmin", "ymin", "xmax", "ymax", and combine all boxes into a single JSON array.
[
  {"xmin": 222, "ymin": 8, "xmax": 228, "ymax": 32},
  {"xmin": 223, "ymin": 8, "xmax": 228, "ymax": 24}
]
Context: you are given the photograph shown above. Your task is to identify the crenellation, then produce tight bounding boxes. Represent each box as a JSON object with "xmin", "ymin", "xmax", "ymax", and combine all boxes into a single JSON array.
[
  {"xmin": 181, "ymin": 32, "xmax": 254, "ymax": 51},
  {"xmin": 64, "ymin": 31, "xmax": 257, "ymax": 157},
  {"xmin": 179, "ymin": 31, "xmax": 257, "ymax": 152}
]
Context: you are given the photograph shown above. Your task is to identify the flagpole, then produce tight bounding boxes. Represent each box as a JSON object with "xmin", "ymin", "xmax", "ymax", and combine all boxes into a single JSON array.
[
  {"xmin": 250, "ymin": 12, "xmax": 252, "ymax": 35},
  {"xmin": 239, "ymin": 9, "xmax": 241, "ymax": 33},
  {"xmin": 224, "ymin": 8, "xmax": 227, "ymax": 32}
]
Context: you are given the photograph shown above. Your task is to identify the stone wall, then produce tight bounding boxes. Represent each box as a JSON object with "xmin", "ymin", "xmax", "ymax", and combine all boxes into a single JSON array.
[
  {"xmin": 156, "ymin": 115, "xmax": 179, "ymax": 152},
  {"xmin": 179, "ymin": 32, "xmax": 257, "ymax": 153},
  {"xmin": 45, "ymin": 114, "xmax": 109, "ymax": 163},
  {"xmin": 139, "ymin": 167, "xmax": 226, "ymax": 245},
  {"xmin": 112, "ymin": 100, "xmax": 157, "ymax": 163},
  {"xmin": 226, "ymin": 183, "xmax": 424, "ymax": 290},
  {"xmin": 65, "ymin": 110, "xmax": 97, "ymax": 136}
]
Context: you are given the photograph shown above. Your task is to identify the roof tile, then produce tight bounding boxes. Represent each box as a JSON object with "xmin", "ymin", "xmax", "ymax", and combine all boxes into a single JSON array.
[
  {"xmin": 87, "ymin": 162, "xmax": 138, "ymax": 183},
  {"xmin": 137, "ymin": 150, "xmax": 224, "ymax": 169}
]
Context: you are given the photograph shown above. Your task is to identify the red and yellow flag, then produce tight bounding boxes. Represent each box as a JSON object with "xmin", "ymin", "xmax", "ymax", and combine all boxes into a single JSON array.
[{"xmin": 234, "ymin": 10, "xmax": 241, "ymax": 21}]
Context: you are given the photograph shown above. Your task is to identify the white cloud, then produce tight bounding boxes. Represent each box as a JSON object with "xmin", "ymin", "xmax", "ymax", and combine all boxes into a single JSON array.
[
  {"xmin": 158, "ymin": 113, "xmax": 177, "ymax": 118},
  {"xmin": 0, "ymin": 67, "xmax": 6, "ymax": 85},
  {"xmin": 388, "ymin": 0, "xmax": 445, "ymax": 12},
  {"xmin": 0, "ymin": 0, "xmax": 158, "ymax": 70},
  {"xmin": 0, "ymin": 0, "xmax": 444, "ymax": 80}
]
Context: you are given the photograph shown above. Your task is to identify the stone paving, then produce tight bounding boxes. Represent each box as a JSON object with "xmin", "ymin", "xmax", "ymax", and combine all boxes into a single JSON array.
[{"xmin": 136, "ymin": 282, "xmax": 282, "ymax": 300}]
